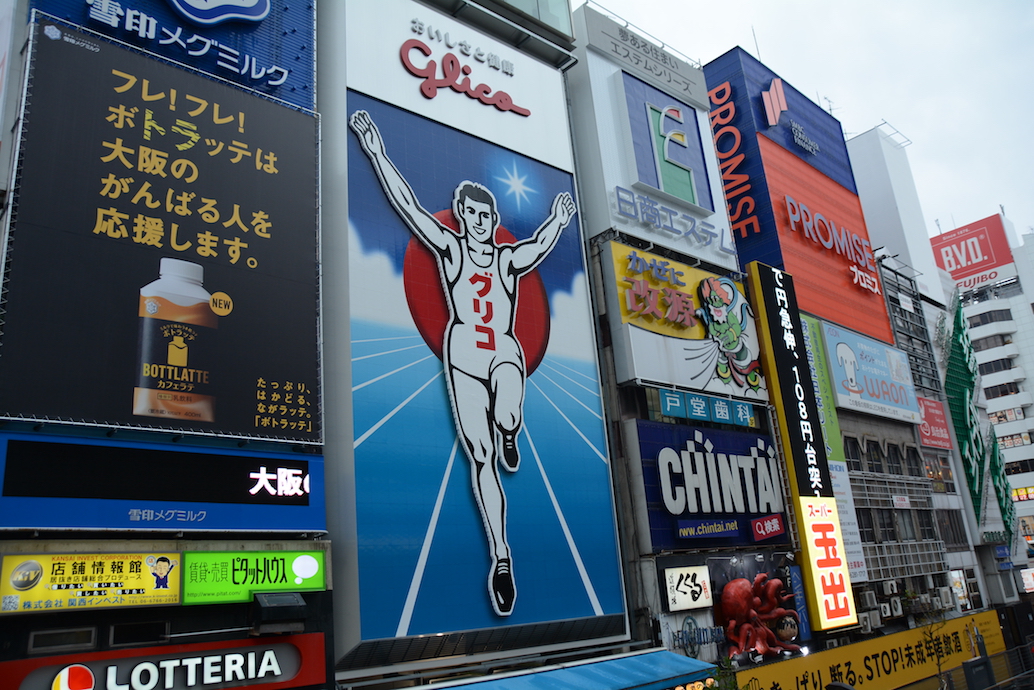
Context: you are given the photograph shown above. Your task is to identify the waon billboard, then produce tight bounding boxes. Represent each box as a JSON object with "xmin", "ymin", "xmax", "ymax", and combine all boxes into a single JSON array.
[{"xmin": 704, "ymin": 48, "xmax": 892, "ymax": 344}]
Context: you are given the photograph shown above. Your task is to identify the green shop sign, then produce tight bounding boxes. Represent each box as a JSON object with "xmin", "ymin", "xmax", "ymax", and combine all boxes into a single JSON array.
[{"xmin": 182, "ymin": 551, "xmax": 326, "ymax": 605}]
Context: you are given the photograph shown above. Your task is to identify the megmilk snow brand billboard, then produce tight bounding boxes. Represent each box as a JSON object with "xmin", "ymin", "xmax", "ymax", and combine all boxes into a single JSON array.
[
  {"xmin": 345, "ymin": 0, "xmax": 623, "ymax": 639},
  {"xmin": 31, "ymin": 0, "xmax": 314, "ymax": 109},
  {"xmin": 0, "ymin": 20, "xmax": 319, "ymax": 442},
  {"xmin": 0, "ymin": 431, "xmax": 325, "ymax": 532}
]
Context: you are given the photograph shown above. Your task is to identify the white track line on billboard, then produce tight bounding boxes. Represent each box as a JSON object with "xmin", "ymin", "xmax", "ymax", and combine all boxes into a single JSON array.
[
  {"xmin": 543, "ymin": 358, "xmax": 601, "ymax": 386},
  {"xmin": 353, "ymin": 354, "xmax": 437, "ymax": 392},
  {"xmin": 535, "ymin": 370, "xmax": 602, "ymax": 420},
  {"xmin": 352, "ymin": 343, "xmax": 428, "ymax": 362},
  {"xmin": 352, "ymin": 335, "xmax": 424, "ymax": 344},
  {"xmin": 541, "ymin": 360, "xmax": 601, "ymax": 397},
  {"xmin": 354, "ymin": 371, "xmax": 444, "ymax": 448},
  {"xmin": 528, "ymin": 378, "xmax": 607, "ymax": 464},
  {"xmin": 396, "ymin": 438, "xmax": 459, "ymax": 638},
  {"xmin": 525, "ymin": 424, "xmax": 604, "ymax": 616}
]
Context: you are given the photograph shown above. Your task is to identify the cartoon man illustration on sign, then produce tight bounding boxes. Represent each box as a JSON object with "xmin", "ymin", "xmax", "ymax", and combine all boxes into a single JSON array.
[
  {"xmin": 350, "ymin": 110, "xmax": 575, "ymax": 616},
  {"xmin": 148, "ymin": 556, "xmax": 176, "ymax": 589},
  {"xmin": 682, "ymin": 276, "xmax": 764, "ymax": 395}
]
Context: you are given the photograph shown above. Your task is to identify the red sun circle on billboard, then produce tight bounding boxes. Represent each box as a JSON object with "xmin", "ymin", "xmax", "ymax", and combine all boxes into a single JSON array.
[
  {"xmin": 403, "ymin": 210, "xmax": 551, "ymax": 374},
  {"xmin": 52, "ymin": 664, "xmax": 95, "ymax": 690}
]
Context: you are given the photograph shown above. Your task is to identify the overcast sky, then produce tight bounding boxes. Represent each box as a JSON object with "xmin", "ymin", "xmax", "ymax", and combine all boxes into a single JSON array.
[{"xmin": 575, "ymin": 1, "xmax": 1034, "ymax": 244}]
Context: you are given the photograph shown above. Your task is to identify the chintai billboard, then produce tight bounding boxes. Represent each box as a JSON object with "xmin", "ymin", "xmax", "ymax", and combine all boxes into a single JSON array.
[{"xmin": 631, "ymin": 420, "xmax": 790, "ymax": 552}]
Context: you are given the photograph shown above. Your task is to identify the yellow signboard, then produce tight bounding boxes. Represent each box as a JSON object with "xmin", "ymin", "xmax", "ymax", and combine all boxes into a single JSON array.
[
  {"xmin": 736, "ymin": 610, "xmax": 1005, "ymax": 690},
  {"xmin": 609, "ymin": 239, "xmax": 738, "ymax": 340},
  {"xmin": 0, "ymin": 552, "xmax": 180, "ymax": 613}
]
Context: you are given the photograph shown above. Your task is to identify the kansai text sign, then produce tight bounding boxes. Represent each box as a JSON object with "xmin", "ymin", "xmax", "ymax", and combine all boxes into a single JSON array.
[{"xmin": 747, "ymin": 262, "xmax": 856, "ymax": 630}]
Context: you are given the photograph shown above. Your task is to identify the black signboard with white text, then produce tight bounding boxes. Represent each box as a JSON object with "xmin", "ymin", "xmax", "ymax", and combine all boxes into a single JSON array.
[{"xmin": 0, "ymin": 20, "xmax": 319, "ymax": 442}]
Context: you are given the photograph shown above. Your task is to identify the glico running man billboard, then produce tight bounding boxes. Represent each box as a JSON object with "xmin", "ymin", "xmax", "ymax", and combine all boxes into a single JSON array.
[
  {"xmin": 0, "ymin": 20, "xmax": 319, "ymax": 443},
  {"xmin": 345, "ymin": 0, "xmax": 624, "ymax": 641}
]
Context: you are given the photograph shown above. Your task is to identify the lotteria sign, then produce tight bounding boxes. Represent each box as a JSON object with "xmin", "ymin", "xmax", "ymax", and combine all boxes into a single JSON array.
[{"xmin": 0, "ymin": 633, "xmax": 324, "ymax": 690}]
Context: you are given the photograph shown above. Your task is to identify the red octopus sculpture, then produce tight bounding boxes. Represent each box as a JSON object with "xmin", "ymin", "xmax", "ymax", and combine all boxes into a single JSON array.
[{"xmin": 720, "ymin": 572, "xmax": 801, "ymax": 660}]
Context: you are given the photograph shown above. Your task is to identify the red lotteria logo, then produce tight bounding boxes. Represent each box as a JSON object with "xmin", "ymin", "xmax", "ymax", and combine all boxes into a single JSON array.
[
  {"xmin": 52, "ymin": 665, "xmax": 94, "ymax": 690},
  {"xmin": 400, "ymin": 39, "xmax": 531, "ymax": 116}
]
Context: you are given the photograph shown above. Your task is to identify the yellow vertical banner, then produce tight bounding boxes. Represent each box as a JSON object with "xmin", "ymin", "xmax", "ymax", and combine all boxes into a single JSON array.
[{"xmin": 746, "ymin": 261, "xmax": 856, "ymax": 629}]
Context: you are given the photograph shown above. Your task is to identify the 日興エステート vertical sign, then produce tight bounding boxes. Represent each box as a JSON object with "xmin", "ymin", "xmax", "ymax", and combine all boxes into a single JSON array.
[
  {"xmin": 747, "ymin": 262, "xmax": 856, "ymax": 630},
  {"xmin": 0, "ymin": 20, "xmax": 319, "ymax": 442}
]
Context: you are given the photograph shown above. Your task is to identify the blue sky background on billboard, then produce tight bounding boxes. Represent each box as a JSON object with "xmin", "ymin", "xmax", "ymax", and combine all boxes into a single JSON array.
[{"xmin": 579, "ymin": 0, "xmax": 1034, "ymax": 243}]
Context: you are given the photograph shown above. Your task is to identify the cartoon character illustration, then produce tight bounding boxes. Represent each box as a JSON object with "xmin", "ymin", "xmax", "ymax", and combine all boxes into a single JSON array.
[
  {"xmin": 148, "ymin": 556, "xmax": 176, "ymax": 589},
  {"xmin": 349, "ymin": 110, "xmax": 575, "ymax": 616},
  {"xmin": 836, "ymin": 342, "xmax": 863, "ymax": 397},
  {"xmin": 683, "ymin": 276, "xmax": 763, "ymax": 393}
]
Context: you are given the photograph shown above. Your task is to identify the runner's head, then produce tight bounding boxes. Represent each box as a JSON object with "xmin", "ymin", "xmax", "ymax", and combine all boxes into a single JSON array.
[{"xmin": 454, "ymin": 182, "xmax": 499, "ymax": 243}]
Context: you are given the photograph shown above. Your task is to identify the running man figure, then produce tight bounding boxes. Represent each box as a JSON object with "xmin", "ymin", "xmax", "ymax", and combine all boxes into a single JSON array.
[{"xmin": 350, "ymin": 110, "xmax": 575, "ymax": 616}]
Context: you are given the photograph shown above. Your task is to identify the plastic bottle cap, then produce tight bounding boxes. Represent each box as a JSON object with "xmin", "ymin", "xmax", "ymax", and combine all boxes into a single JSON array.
[{"xmin": 159, "ymin": 257, "xmax": 204, "ymax": 284}]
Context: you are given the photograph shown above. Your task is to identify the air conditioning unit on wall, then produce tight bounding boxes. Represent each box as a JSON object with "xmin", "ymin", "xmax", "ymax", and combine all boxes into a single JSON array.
[
  {"xmin": 870, "ymin": 610, "xmax": 884, "ymax": 628},
  {"xmin": 891, "ymin": 596, "xmax": 903, "ymax": 616},
  {"xmin": 861, "ymin": 591, "xmax": 878, "ymax": 610},
  {"xmin": 880, "ymin": 603, "xmax": 892, "ymax": 618},
  {"xmin": 883, "ymin": 580, "xmax": 898, "ymax": 595},
  {"xmin": 938, "ymin": 587, "xmax": 954, "ymax": 608},
  {"xmin": 931, "ymin": 596, "xmax": 943, "ymax": 610},
  {"xmin": 860, "ymin": 614, "xmax": 872, "ymax": 634}
]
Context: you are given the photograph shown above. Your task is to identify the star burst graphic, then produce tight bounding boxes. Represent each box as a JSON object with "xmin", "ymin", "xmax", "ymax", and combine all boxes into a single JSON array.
[{"xmin": 495, "ymin": 162, "xmax": 536, "ymax": 211}]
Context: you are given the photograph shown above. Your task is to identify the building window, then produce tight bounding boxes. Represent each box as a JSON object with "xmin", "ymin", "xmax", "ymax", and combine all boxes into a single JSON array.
[
  {"xmin": 985, "ymin": 382, "xmax": 1021, "ymax": 400},
  {"xmin": 844, "ymin": 436, "xmax": 862, "ymax": 472},
  {"xmin": 876, "ymin": 508, "xmax": 895, "ymax": 542},
  {"xmin": 979, "ymin": 358, "xmax": 1015, "ymax": 376},
  {"xmin": 895, "ymin": 510, "xmax": 917, "ymax": 541},
  {"xmin": 857, "ymin": 508, "xmax": 875, "ymax": 543},
  {"xmin": 925, "ymin": 453, "xmax": 956, "ymax": 493},
  {"xmin": 972, "ymin": 334, "xmax": 1011, "ymax": 352},
  {"xmin": 966, "ymin": 568, "xmax": 983, "ymax": 610},
  {"xmin": 917, "ymin": 511, "xmax": 936, "ymax": 541},
  {"xmin": 866, "ymin": 440, "xmax": 885, "ymax": 474},
  {"xmin": 967, "ymin": 308, "xmax": 1013, "ymax": 328},
  {"xmin": 905, "ymin": 447, "xmax": 924, "ymax": 477},
  {"xmin": 936, "ymin": 510, "xmax": 969, "ymax": 551},
  {"xmin": 886, "ymin": 444, "xmax": 904, "ymax": 475}
]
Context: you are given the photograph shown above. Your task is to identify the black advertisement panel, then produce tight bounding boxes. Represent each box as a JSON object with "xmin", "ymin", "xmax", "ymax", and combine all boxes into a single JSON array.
[
  {"xmin": 0, "ymin": 20, "xmax": 319, "ymax": 442},
  {"xmin": 747, "ymin": 262, "xmax": 832, "ymax": 497}
]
